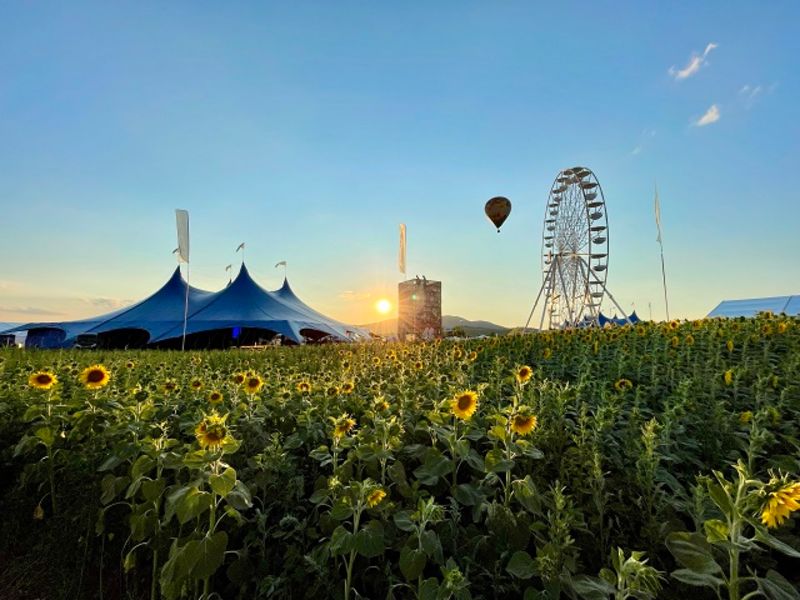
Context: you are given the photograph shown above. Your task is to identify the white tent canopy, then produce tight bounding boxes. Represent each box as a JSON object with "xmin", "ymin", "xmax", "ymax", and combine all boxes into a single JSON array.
[{"xmin": 708, "ymin": 295, "xmax": 800, "ymax": 318}]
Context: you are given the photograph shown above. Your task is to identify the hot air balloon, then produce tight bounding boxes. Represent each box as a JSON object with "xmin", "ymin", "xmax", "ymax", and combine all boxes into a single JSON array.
[{"xmin": 485, "ymin": 197, "xmax": 512, "ymax": 232}]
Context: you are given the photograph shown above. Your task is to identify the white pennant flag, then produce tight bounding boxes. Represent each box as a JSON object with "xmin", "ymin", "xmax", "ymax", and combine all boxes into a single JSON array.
[
  {"xmin": 398, "ymin": 224, "xmax": 407, "ymax": 275},
  {"xmin": 275, "ymin": 261, "xmax": 287, "ymax": 268},
  {"xmin": 175, "ymin": 210, "xmax": 190, "ymax": 263},
  {"xmin": 236, "ymin": 242, "xmax": 245, "ymax": 252}
]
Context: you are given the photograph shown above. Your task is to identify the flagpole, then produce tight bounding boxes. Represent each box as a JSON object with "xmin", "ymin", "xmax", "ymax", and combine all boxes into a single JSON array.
[
  {"xmin": 181, "ymin": 262, "xmax": 190, "ymax": 351},
  {"xmin": 655, "ymin": 183, "xmax": 670, "ymax": 321}
]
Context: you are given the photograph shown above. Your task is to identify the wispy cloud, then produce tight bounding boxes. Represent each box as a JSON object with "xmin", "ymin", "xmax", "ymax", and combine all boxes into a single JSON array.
[
  {"xmin": 693, "ymin": 104, "xmax": 720, "ymax": 127},
  {"xmin": 631, "ymin": 146, "xmax": 642, "ymax": 156},
  {"xmin": 0, "ymin": 279, "xmax": 23, "ymax": 291},
  {"xmin": 0, "ymin": 305, "xmax": 63, "ymax": 316},
  {"xmin": 669, "ymin": 43, "xmax": 718, "ymax": 80},
  {"xmin": 338, "ymin": 290, "xmax": 372, "ymax": 301},
  {"xmin": 630, "ymin": 129, "xmax": 656, "ymax": 156}
]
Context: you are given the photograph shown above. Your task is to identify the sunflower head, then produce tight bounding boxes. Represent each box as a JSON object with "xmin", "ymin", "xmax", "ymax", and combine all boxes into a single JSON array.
[
  {"xmin": 195, "ymin": 412, "xmax": 229, "ymax": 450},
  {"xmin": 372, "ymin": 357, "xmax": 382, "ymax": 366},
  {"xmin": 208, "ymin": 390, "xmax": 224, "ymax": 405},
  {"xmin": 684, "ymin": 334, "xmax": 695, "ymax": 346},
  {"xmin": 724, "ymin": 370, "xmax": 734, "ymax": 386},
  {"xmin": 232, "ymin": 372, "xmax": 246, "ymax": 385},
  {"xmin": 296, "ymin": 381, "xmax": 312, "ymax": 394},
  {"xmin": 451, "ymin": 390, "xmax": 478, "ymax": 420},
  {"xmin": 367, "ymin": 488, "xmax": 387, "ymax": 508},
  {"xmin": 163, "ymin": 380, "xmax": 179, "ymax": 394},
  {"xmin": 467, "ymin": 351, "xmax": 478, "ymax": 362},
  {"xmin": 739, "ymin": 411, "xmax": 753, "ymax": 425},
  {"xmin": 511, "ymin": 413, "xmax": 538, "ymax": 436},
  {"xmin": 327, "ymin": 385, "xmax": 340, "ymax": 397},
  {"xmin": 79, "ymin": 364, "xmax": 111, "ymax": 389},
  {"xmin": 374, "ymin": 397, "xmax": 389, "ymax": 411},
  {"xmin": 761, "ymin": 481, "xmax": 800, "ymax": 529},
  {"xmin": 543, "ymin": 347, "xmax": 553, "ymax": 359},
  {"xmin": 243, "ymin": 374, "xmax": 264, "ymax": 395},
  {"xmin": 341, "ymin": 382, "xmax": 355, "ymax": 394},
  {"xmin": 667, "ymin": 320, "xmax": 680, "ymax": 331},
  {"xmin": 614, "ymin": 378, "xmax": 633, "ymax": 392},
  {"xmin": 515, "ymin": 365, "xmax": 533, "ymax": 384},
  {"xmin": 333, "ymin": 414, "xmax": 357, "ymax": 439},
  {"xmin": 777, "ymin": 322, "xmax": 788, "ymax": 334},
  {"xmin": 125, "ymin": 360, "xmax": 136, "ymax": 369},
  {"xmin": 726, "ymin": 339, "xmax": 734, "ymax": 352},
  {"xmin": 413, "ymin": 360, "xmax": 424, "ymax": 370},
  {"xmin": 190, "ymin": 378, "xmax": 203, "ymax": 391},
  {"xmin": 29, "ymin": 371, "xmax": 58, "ymax": 391}
]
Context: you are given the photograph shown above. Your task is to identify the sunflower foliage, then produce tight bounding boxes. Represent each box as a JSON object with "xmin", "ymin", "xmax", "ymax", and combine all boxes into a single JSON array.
[{"xmin": 0, "ymin": 313, "xmax": 798, "ymax": 599}]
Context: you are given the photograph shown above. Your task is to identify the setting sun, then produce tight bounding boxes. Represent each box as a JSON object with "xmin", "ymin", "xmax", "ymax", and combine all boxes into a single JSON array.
[{"xmin": 375, "ymin": 298, "xmax": 392, "ymax": 314}]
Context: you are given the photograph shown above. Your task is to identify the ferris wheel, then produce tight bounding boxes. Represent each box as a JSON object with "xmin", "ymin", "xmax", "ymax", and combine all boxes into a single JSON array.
[{"xmin": 525, "ymin": 166, "xmax": 629, "ymax": 330}]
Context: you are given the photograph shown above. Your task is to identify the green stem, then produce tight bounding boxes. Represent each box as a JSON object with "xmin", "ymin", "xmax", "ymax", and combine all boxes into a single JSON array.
[
  {"xmin": 150, "ymin": 548, "xmax": 159, "ymax": 600},
  {"xmin": 202, "ymin": 498, "xmax": 218, "ymax": 599},
  {"xmin": 47, "ymin": 444, "xmax": 57, "ymax": 514},
  {"xmin": 728, "ymin": 474, "xmax": 746, "ymax": 600},
  {"xmin": 344, "ymin": 509, "xmax": 362, "ymax": 600}
]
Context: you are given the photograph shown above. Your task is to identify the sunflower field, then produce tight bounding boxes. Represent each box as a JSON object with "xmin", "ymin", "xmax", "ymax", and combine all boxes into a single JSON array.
[{"xmin": 1, "ymin": 314, "xmax": 799, "ymax": 600}]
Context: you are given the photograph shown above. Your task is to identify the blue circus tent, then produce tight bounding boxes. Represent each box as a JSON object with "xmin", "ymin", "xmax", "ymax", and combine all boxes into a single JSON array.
[
  {"xmin": 150, "ymin": 264, "xmax": 351, "ymax": 345},
  {"xmin": 3, "ymin": 264, "xmax": 361, "ymax": 348},
  {"xmin": 273, "ymin": 278, "xmax": 368, "ymax": 340},
  {"xmin": 3, "ymin": 267, "xmax": 214, "ymax": 348}
]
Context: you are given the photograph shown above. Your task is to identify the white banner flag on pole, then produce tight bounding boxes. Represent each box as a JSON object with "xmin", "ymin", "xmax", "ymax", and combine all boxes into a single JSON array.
[
  {"xmin": 398, "ymin": 224, "xmax": 407, "ymax": 275},
  {"xmin": 175, "ymin": 209, "xmax": 190, "ymax": 263}
]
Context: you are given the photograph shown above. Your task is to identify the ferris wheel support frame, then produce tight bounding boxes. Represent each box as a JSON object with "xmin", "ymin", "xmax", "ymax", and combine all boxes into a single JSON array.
[{"xmin": 524, "ymin": 251, "xmax": 632, "ymax": 331}]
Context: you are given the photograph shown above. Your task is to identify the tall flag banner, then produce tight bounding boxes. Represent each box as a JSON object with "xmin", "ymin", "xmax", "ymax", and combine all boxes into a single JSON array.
[
  {"xmin": 175, "ymin": 210, "xmax": 190, "ymax": 263},
  {"xmin": 398, "ymin": 224, "xmax": 407, "ymax": 275},
  {"xmin": 236, "ymin": 242, "xmax": 245, "ymax": 252},
  {"xmin": 275, "ymin": 261, "xmax": 287, "ymax": 268}
]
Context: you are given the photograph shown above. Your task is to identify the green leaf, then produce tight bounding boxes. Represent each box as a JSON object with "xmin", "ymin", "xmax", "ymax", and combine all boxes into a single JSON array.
[
  {"xmin": 209, "ymin": 466, "xmax": 236, "ymax": 498},
  {"xmin": 329, "ymin": 525, "xmax": 353, "ymax": 556},
  {"xmin": 671, "ymin": 568, "xmax": 724, "ymax": 590},
  {"xmin": 413, "ymin": 448, "xmax": 453, "ymax": 486},
  {"xmin": 665, "ymin": 532, "xmax": 723, "ymax": 575},
  {"xmin": 570, "ymin": 574, "xmax": 616, "ymax": 600},
  {"xmin": 453, "ymin": 483, "xmax": 484, "ymax": 507},
  {"xmin": 706, "ymin": 481, "xmax": 733, "ymax": 517},
  {"xmin": 142, "ymin": 478, "xmax": 165, "ymax": 503},
  {"xmin": 186, "ymin": 531, "xmax": 228, "ymax": 579},
  {"xmin": 100, "ymin": 474, "xmax": 129, "ymax": 505},
  {"xmin": 513, "ymin": 476, "xmax": 541, "ymax": 514},
  {"xmin": 34, "ymin": 426, "xmax": 54, "ymax": 447},
  {"xmin": 393, "ymin": 510, "xmax": 416, "ymax": 533},
  {"xmin": 418, "ymin": 578, "xmax": 440, "ymax": 600},
  {"xmin": 754, "ymin": 529, "xmax": 800, "ymax": 558},
  {"xmin": 420, "ymin": 529, "xmax": 443, "ymax": 563},
  {"xmin": 703, "ymin": 519, "xmax": 729, "ymax": 543},
  {"xmin": 173, "ymin": 486, "xmax": 212, "ymax": 525},
  {"xmin": 226, "ymin": 480, "xmax": 253, "ymax": 511},
  {"xmin": 485, "ymin": 448, "xmax": 515, "ymax": 473},
  {"xmin": 354, "ymin": 520, "xmax": 384, "ymax": 558},
  {"xmin": 506, "ymin": 550, "xmax": 536, "ymax": 580},
  {"xmin": 330, "ymin": 498, "xmax": 354, "ymax": 521},
  {"xmin": 757, "ymin": 570, "xmax": 800, "ymax": 600},
  {"xmin": 400, "ymin": 546, "xmax": 427, "ymax": 580},
  {"xmin": 131, "ymin": 454, "xmax": 155, "ymax": 479}
]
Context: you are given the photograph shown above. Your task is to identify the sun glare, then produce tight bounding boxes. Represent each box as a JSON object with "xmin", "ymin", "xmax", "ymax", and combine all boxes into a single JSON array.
[{"xmin": 376, "ymin": 298, "xmax": 392, "ymax": 314}]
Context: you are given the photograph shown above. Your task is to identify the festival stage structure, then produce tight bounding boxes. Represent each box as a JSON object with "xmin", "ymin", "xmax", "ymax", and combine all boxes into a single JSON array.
[
  {"xmin": 397, "ymin": 277, "xmax": 442, "ymax": 341},
  {"xmin": 2, "ymin": 264, "xmax": 365, "ymax": 349}
]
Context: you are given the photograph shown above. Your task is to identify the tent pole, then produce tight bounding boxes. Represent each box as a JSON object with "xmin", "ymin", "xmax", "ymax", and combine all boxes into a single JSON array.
[{"xmin": 181, "ymin": 263, "xmax": 190, "ymax": 351}]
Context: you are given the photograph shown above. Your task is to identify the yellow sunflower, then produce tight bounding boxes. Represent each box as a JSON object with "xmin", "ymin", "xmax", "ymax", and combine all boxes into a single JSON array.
[
  {"xmin": 374, "ymin": 397, "xmax": 389, "ymax": 411},
  {"xmin": 232, "ymin": 372, "xmax": 246, "ymax": 385},
  {"xmin": 451, "ymin": 390, "xmax": 478, "ymax": 420},
  {"xmin": 777, "ymin": 322, "xmax": 788, "ymax": 334},
  {"xmin": 243, "ymin": 374, "xmax": 264, "ymax": 395},
  {"xmin": 208, "ymin": 390, "xmax": 224, "ymax": 405},
  {"xmin": 739, "ymin": 411, "xmax": 753, "ymax": 424},
  {"xmin": 726, "ymin": 340, "xmax": 734, "ymax": 352},
  {"xmin": 195, "ymin": 412, "xmax": 229, "ymax": 450},
  {"xmin": 413, "ymin": 360, "xmax": 424, "ymax": 370},
  {"xmin": 190, "ymin": 378, "xmax": 203, "ymax": 391},
  {"xmin": 614, "ymin": 378, "xmax": 633, "ymax": 392},
  {"xmin": 670, "ymin": 336, "xmax": 680, "ymax": 348},
  {"xmin": 372, "ymin": 357, "xmax": 382, "ymax": 366},
  {"xmin": 333, "ymin": 415, "xmax": 357, "ymax": 439},
  {"xmin": 327, "ymin": 385, "xmax": 340, "ymax": 396},
  {"xmin": 125, "ymin": 360, "xmax": 135, "ymax": 369},
  {"xmin": 163, "ymin": 380, "xmax": 179, "ymax": 394},
  {"xmin": 667, "ymin": 320, "xmax": 680, "ymax": 331},
  {"xmin": 29, "ymin": 371, "xmax": 58, "ymax": 390},
  {"xmin": 542, "ymin": 347, "xmax": 553, "ymax": 359},
  {"xmin": 467, "ymin": 351, "xmax": 478, "ymax": 362},
  {"xmin": 296, "ymin": 381, "xmax": 312, "ymax": 394},
  {"xmin": 761, "ymin": 482, "xmax": 800, "ymax": 529},
  {"xmin": 79, "ymin": 364, "xmax": 111, "ymax": 389},
  {"xmin": 684, "ymin": 334, "xmax": 695, "ymax": 346},
  {"xmin": 341, "ymin": 382, "xmax": 355, "ymax": 394},
  {"xmin": 510, "ymin": 413, "xmax": 538, "ymax": 436},
  {"xmin": 515, "ymin": 365, "xmax": 533, "ymax": 384},
  {"xmin": 724, "ymin": 370, "xmax": 734, "ymax": 386},
  {"xmin": 367, "ymin": 488, "xmax": 386, "ymax": 508}
]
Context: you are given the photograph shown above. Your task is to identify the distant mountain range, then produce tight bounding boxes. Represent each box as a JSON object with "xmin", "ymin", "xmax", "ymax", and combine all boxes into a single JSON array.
[{"xmin": 361, "ymin": 315, "xmax": 510, "ymax": 337}]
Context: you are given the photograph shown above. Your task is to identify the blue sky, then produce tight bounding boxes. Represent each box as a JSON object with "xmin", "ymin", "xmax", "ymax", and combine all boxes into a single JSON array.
[{"xmin": 1, "ymin": 1, "xmax": 798, "ymax": 327}]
